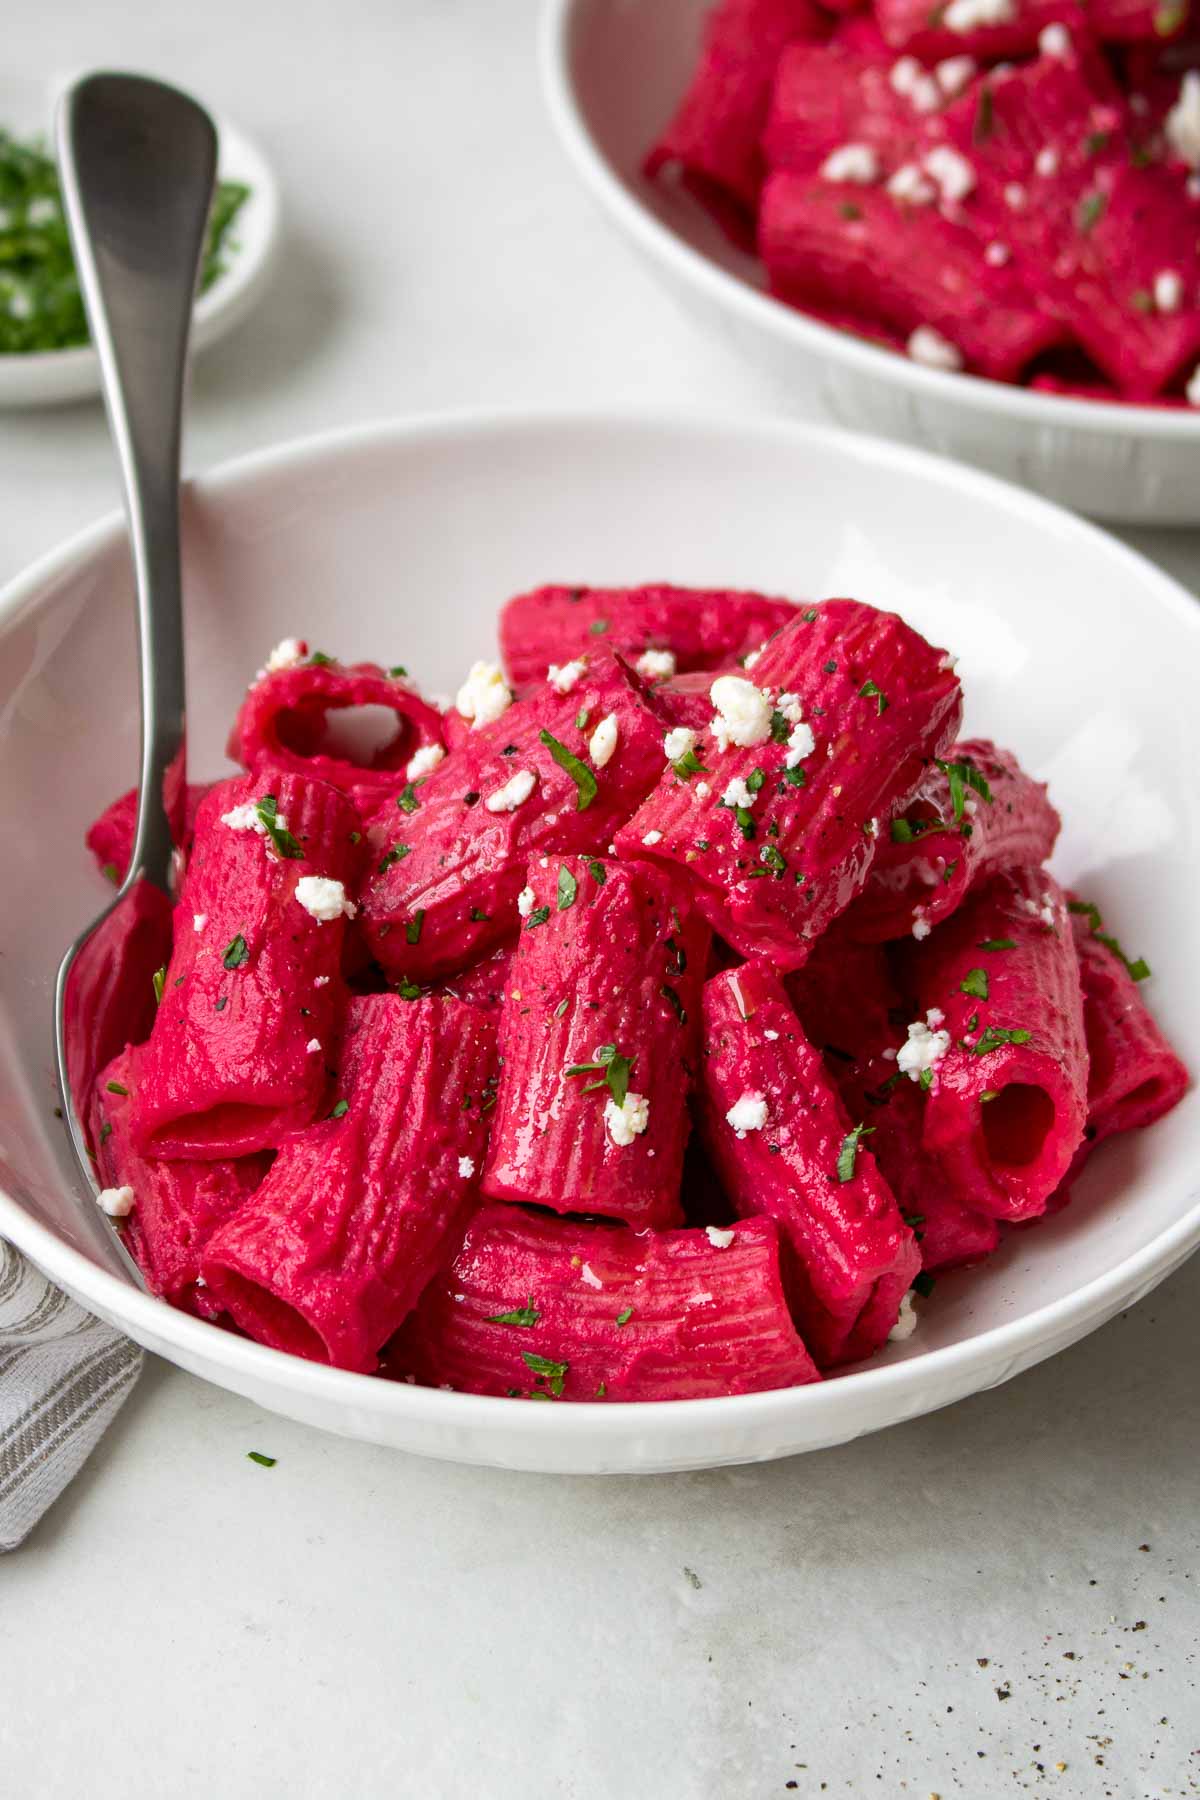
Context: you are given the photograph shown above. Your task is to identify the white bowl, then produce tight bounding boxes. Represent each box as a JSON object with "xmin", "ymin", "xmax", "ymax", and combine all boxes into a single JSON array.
[
  {"xmin": 0, "ymin": 409, "xmax": 1196, "ymax": 1473},
  {"xmin": 541, "ymin": 0, "xmax": 1200, "ymax": 526},
  {"xmin": 0, "ymin": 72, "xmax": 280, "ymax": 409}
]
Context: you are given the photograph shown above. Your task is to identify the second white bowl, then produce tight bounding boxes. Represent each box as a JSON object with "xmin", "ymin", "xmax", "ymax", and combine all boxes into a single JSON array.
[{"xmin": 541, "ymin": 0, "xmax": 1200, "ymax": 525}]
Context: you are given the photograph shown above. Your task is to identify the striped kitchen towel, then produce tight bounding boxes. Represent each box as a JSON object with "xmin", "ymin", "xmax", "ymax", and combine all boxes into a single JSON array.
[{"xmin": 0, "ymin": 1238, "xmax": 142, "ymax": 1551}]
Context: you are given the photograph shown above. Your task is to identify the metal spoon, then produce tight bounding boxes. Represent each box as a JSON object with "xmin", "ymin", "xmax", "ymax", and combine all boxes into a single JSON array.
[{"xmin": 52, "ymin": 73, "xmax": 217, "ymax": 1283}]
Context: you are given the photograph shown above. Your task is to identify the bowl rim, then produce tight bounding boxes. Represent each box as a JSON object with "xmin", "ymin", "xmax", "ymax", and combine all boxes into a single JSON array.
[
  {"xmin": 1, "ymin": 402, "xmax": 1198, "ymax": 1444},
  {"xmin": 539, "ymin": 0, "xmax": 1200, "ymax": 441}
]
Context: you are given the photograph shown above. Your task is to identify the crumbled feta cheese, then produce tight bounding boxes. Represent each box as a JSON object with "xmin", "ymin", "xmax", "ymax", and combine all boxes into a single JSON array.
[
  {"xmin": 406, "ymin": 742, "xmax": 445, "ymax": 781},
  {"xmin": 517, "ymin": 885, "xmax": 536, "ymax": 918},
  {"xmin": 944, "ymin": 0, "xmax": 1014, "ymax": 32},
  {"xmin": 97, "ymin": 1185, "xmax": 135, "ymax": 1218},
  {"xmin": 220, "ymin": 802, "xmax": 268, "ymax": 834},
  {"xmin": 888, "ymin": 162, "xmax": 937, "ymax": 206},
  {"xmin": 924, "ymin": 145, "xmax": 976, "ymax": 203},
  {"xmin": 193, "ymin": 913, "xmax": 207, "ymax": 932},
  {"xmin": 580, "ymin": 1262, "xmax": 603, "ymax": 1289},
  {"xmin": 709, "ymin": 675, "xmax": 773, "ymax": 751},
  {"xmin": 695, "ymin": 781, "xmax": 711, "ymax": 799},
  {"xmin": 1154, "ymin": 269, "xmax": 1183, "ymax": 313},
  {"xmin": 1035, "ymin": 145, "xmax": 1060, "ymax": 179},
  {"xmin": 984, "ymin": 241, "xmax": 1011, "ymax": 267},
  {"xmin": 725, "ymin": 1091, "xmax": 768, "ymax": 1135},
  {"xmin": 897, "ymin": 1011, "xmax": 952, "ymax": 1082},
  {"xmin": 888, "ymin": 1291, "xmax": 919, "ymax": 1341},
  {"xmin": 642, "ymin": 830, "xmax": 663, "ymax": 846},
  {"xmin": 547, "ymin": 658, "xmax": 587, "ymax": 693},
  {"xmin": 314, "ymin": 975, "xmax": 330, "ymax": 987},
  {"xmin": 1018, "ymin": 890, "xmax": 1057, "ymax": 928},
  {"xmin": 775, "ymin": 691, "xmax": 804, "ymax": 725},
  {"xmin": 1004, "ymin": 182, "xmax": 1027, "ymax": 210},
  {"xmin": 1037, "ymin": 21, "xmax": 1071, "ymax": 57},
  {"xmin": 890, "ymin": 56, "xmax": 942, "ymax": 111},
  {"xmin": 635, "ymin": 648, "xmax": 676, "ymax": 680},
  {"xmin": 485, "ymin": 769, "xmax": 537, "ymax": 813},
  {"xmin": 912, "ymin": 906, "xmax": 932, "ymax": 940},
  {"xmin": 605, "ymin": 1091, "xmax": 650, "ymax": 1146},
  {"xmin": 927, "ymin": 1007, "xmax": 945, "ymax": 1027},
  {"xmin": 305, "ymin": 1038, "xmax": 322, "ymax": 1054},
  {"xmin": 664, "ymin": 725, "xmax": 697, "ymax": 763},
  {"xmin": 705, "ymin": 1224, "xmax": 736, "ymax": 1249},
  {"xmin": 763, "ymin": 1028, "xmax": 779, "ymax": 1041},
  {"xmin": 935, "ymin": 55, "xmax": 977, "ymax": 97},
  {"xmin": 743, "ymin": 645, "xmax": 764, "ymax": 670},
  {"xmin": 458, "ymin": 1155, "xmax": 475, "ymax": 1179},
  {"xmin": 785, "ymin": 721, "xmax": 816, "ymax": 768},
  {"xmin": 820, "ymin": 142, "xmax": 881, "ymax": 184},
  {"xmin": 589, "ymin": 712, "xmax": 619, "ymax": 768},
  {"xmin": 265, "ymin": 636, "xmax": 306, "ymax": 672},
  {"xmin": 294, "ymin": 875, "xmax": 356, "ymax": 922},
  {"xmin": 1187, "ymin": 363, "xmax": 1200, "ymax": 406},
  {"xmin": 907, "ymin": 325, "xmax": 963, "ymax": 372},
  {"xmin": 866, "ymin": 817, "xmax": 879, "ymax": 837},
  {"xmin": 722, "ymin": 775, "xmax": 756, "ymax": 809},
  {"xmin": 455, "ymin": 660, "xmax": 512, "ymax": 728}
]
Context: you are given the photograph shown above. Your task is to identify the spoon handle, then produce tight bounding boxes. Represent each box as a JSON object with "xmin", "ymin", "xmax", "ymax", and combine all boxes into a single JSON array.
[{"xmin": 57, "ymin": 74, "xmax": 217, "ymax": 891}]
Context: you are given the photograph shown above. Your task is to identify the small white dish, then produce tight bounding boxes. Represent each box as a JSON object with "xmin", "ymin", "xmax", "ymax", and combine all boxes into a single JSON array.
[
  {"xmin": 0, "ymin": 73, "xmax": 279, "ymax": 408},
  {"xmin": 0, "ymin": 408, "xmax": 1196, "ymax": 1474},
  {"xmin": 541, "ymin": 0, "xmax": 1200, "ymax": 525}
]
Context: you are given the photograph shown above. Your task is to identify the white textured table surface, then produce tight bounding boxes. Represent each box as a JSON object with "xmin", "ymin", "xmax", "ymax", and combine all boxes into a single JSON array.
[{"xmin": 2, "ymin": 5, "xmax": 1197, "ymax": 1796}]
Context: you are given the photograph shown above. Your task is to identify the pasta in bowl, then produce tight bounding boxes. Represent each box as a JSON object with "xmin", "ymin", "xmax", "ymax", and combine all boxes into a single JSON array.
[
  {"xmin": 543, "ymin": 0, "xmax": 1200, "ymax": 520},
  {"xmin": 0, "ymin": 410, "xmax": 1196, "ymax": 1471}
]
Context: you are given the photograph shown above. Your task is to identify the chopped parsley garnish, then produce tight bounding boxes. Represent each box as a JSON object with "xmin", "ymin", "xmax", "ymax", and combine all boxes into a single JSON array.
[
  {"xmin": 835, "ymin": 1122, "xmax": 876, "ymax": 1183},
  {"xmin": 246, "ymin": 1451, "xmax": 276, "ymax": 1468},
  {"xmin": 102, "ymin": 862, "xmax": 120, "ymax": 885},
  {"xmin": 823, "ymin": 659, "xmax": 838, "ymax": 675},
  {"xmin": 1068, "ymin": 898, "xmax": 1151, "ymax": 980},
  {"xmin": 746, "ymin": 767, "xmax": 766, "ymax": 793},
  {"xmin": 387, "ymin": 664, "xmax": 408, "ymax": 679},
  {"xmin": 406, "ymin": 909, "xmax": 425, "ymax": 945},
  {"xmin": 971, "ymin": 1026, "xmax": 1031, "ymax": 1055},
  {"xmin": 378, "ymin": 842, "xmax": 411, "ymax": 874},
  {"xmin": 487, "ymin": 1298, "xmax": 540, "ymax": 1327},
  {"xmin": 859, "ymin": 679, "xmax": 888, "ymax": 715},
  {"xmin": 1084, "ymin": 130, "xmax": 1110, "ymax": 158},
  {"xmin": 396, "ymin": 978, "xmax": 422, "ymax": 1000},
  {"xmin": 723, "ymin": 799, "xmax": 756, "ymax": 841},
  {"xmin": 554, "ymin": 997, "xmax": 570, "ymax": 1018},
  {"xmin": 99, "ymin": 1120, "xmax": 113, "ymax": 1145},
  {"xmin": 223, "ymin": 934, "xmax": 249, "ymax": 970},
  {"xmin": 913, "ymin": 1270, "xmax": 936, "ymax": 1299},
  {"xmin": 469, "ymin": 907, "xmax": 491, "ymax": 922},
  {"xmin": 936, "ymin": 757, "xmax": 992, "ymax": 823},
  {"xmin": 522, "ymin": 1351, "xmax": 567, "ymax": 1396},
  {"xmin": 615, "ymin": 1308, "xmax": 634, "ymax": 1327},
  {"xmin": 526, "ymin": 905, "xmax": 551, "ymax": 930},
  {"xmin": 673, "ymin": 747, "xmax": 708, "ymax": 780},
  {"xmin": 769, "ymin": 710, "xmax": 791, "ymax": 744},
  {"xmin": 890, "ymin": 817, "xmax": 940, "ymax": 844},
  {"xmin": 557, "ymin": 867, "xmax": 578, "ymax": 911},
  {"xmin": 588, "ymin": 619, "xmax": 608, "ymax": 636},
  {"xmin": 759, "ymin": 843, "xmax": 787, "ymax": 874},
  {"xmin": 801, "ymin": 608, "xmax": 819, "ymax": 623},
  {"xmin": 214, "ymin": 996, "xmax": 228, "ymax": 1012},
  {"xmin": 308, "ymin": 650, "xmax": 335, "ymax": 667},
  {"xmin": 919, "ymin": 1067, "xmax": 934, "ymax": 1091},
  {"xmin": 540, "ymin": 728, "xmax": 597, "ymax": 810},
  {"xmin": 255, "ymin": 793, "xmax": 304, "ymax": 860},
  {"xmin": 1077, "ymin": 191, "xmax": 1106, "ymax": 233},
  {"xmin": 978, "ymin": 937, "xmax": 1016, "ymax": 951},
  {"xmin": 960, "ymin": 967, "xmax": 989, "ymax": 1000},
  {"xmin": 574, "ymin": 707, "xmax": 590, "ymax": 731},
  {"xmin": 330, "ymin": 1099, "xmax": 350, "ymax": 1119},
  {"xmin": 152, "ymin": 966, "xmax": 166, "ymax": 1004},
  {"xmin": 397, "ymin": 783, "xmax": 421, "ymax": 814},
  {"xmin": 839, "ymin": 201, "xmax": 862, "ymax": 221},
  {"xmin": 781, "ymin": 766, "xmax": 807, "ymax": 788},
  {"xmin": 564, "ymin": 1042, "xmax": 635, "ymax": 1109},
  {"xmin": 660, "ymin": 983, "xmax": 687, "ymax": 1025},
  {"xmin": 105, "ymin": 1079, "xmax": 129, "ymax": 1097},
  {"xmin": 587, "ymin": 859, "xmax": 606, "ymax": 885}
]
